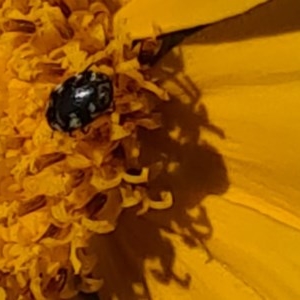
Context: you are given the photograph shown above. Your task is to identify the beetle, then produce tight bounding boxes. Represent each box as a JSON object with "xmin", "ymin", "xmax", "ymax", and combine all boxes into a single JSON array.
[{"xmin": 46, "ymin": 70, "xmax": 113, "ymax": 133}]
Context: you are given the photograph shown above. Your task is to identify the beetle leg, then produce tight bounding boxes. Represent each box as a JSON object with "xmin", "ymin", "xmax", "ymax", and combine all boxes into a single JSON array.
[
  {"xmin": 68, "ymin": 131, "xmax": 75, "ymax": 138},
  {"xmin": 81, "ymin": 126, "xmax": 90, "ymax": 134}
]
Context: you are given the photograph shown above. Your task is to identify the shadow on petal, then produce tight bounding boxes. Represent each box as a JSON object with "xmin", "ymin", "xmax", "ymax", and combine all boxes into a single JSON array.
[
  {"xmin": 86, "ymin": 44, "xmax": 229, "ymax": 300},
  {"xmin": 185, "ymin": 0, "xmax": 300, "ymax": 44}
]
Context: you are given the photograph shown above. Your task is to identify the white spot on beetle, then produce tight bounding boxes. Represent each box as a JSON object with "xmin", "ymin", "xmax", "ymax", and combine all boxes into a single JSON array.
[
  {"xmin": 75, "ymin": 74, "xmax": 83, "ymax": 82},
  {"xmin": 90, "ymin": 72, "xmax": 97, "ymax": 81},
  {"xmin": 51, "ymin": 122, "xmax": 63, "ymax": 131},
  {"xmin": 69, "ymin": 116, "xmax": 82, "ymax": 129},
  {"xmin": 99, "ymin": 92, "xmax": 106, "ymax": 99},
  {"xmin": 74, "ymin": 87, "xmax": 93, "ymax": 106},
  {"xmin": 88, "ymin": 102, "xmax": 96, "ymax": 113}
]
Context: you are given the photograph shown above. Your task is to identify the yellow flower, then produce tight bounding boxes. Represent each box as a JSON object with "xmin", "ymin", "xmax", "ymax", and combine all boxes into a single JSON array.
[
  {"xmin": 0, "ymin": 0, "xmax": 299, "ymax": 299},
  {"xmin": 93, "ymin": 1, "xmax": 300, "ymax": 300}
]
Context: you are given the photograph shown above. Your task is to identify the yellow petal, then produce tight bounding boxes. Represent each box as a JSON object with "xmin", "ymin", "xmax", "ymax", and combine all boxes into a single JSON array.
[
  {"xmin": 114, "ymin": 0, "xmax": 269, "ymax": 39},
  {"xmin": 19, "ymin": 210, "xmax": 50, "ymax": 242},
  {"xmin": 0, "ymin": 288, "xmax": 7, "ymax": 300},
  {"xmin": 81, "ymin": 218, "xmax": 115, "ymax": 234},
  {"xmin": 119, "ymin": 185, "xmax": 143, "ymax": 208},
  {"xmin": 148, "ymin": 191, "xmax": 173, "ymax": 210},
  {"xmin": 204, "ymin": 195, "xmax": 300, "ymax": 299},
  {"xmin": 174, "ymin": 30, "xmax": 300, "ymax": 224},
  {"xmin": 65, "ymin": 154, "xmax": 92, "ymax": 169},
  {"xmin": 110, "ymin": 123, "xmax": 132, "ymax": 141},
  {"xmin": 147, "ymin": 6, "xmax": 300, "ymax": 299},
  {"xmin": 145, "ymin": 231, "xmax": 262, "ymax": 300},
  {"xmin": 123, "ymin": 168, "xmax": 149, "ymax": 184},
  {"xmin": 70, "ymin": 240, "xmax": 82, "ymax": 275},
  {"xmin": 22, "ymin": 168, "xmax": 69, "ymax": 197},
  {"xmin": 29, "ymin": 259, "xmax": 47, "ymax": 300},
  {"xmin": 90, "ymin": 170, "xmax": 123, "ymax": 191},
  {"xmin": 51, "ymin": 201, "xmax": 71, "ymax": 224},
  {"xmin": 30, "ymin": 277, "xmax": 46, "ymax": 300},
  {"xmin": 79, "ymin": 277, "xmax": 104, "ymax": 293}
]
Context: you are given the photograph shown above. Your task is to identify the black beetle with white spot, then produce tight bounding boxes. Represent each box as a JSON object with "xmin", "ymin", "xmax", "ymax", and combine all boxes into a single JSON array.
[{"xmin": 46, "ymin": 70, "xmax": 113, "ymax": 133}]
